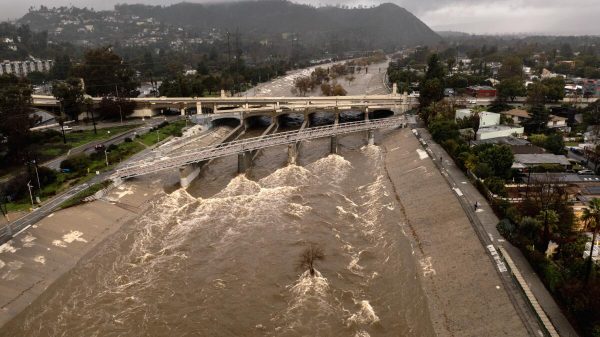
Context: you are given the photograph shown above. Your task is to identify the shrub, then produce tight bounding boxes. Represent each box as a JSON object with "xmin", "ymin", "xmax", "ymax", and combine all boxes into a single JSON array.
[
  {"xmin": 124, "ymin": 137, "xmax": 133, "ymax": 143},
  {"xmin": 60, "ymin": 153, "xmax": 91, "ymax": 174},
  {"xmin": 107, "ymin": 144, "xmax": 118, "ymax": 151},
  {"xmin": 497, "ymin": 219, "xmax": 516, "ymax": 240},
  {"xmin": 484, "ymin": 177, "xmax": 507, "ymax": 197}
]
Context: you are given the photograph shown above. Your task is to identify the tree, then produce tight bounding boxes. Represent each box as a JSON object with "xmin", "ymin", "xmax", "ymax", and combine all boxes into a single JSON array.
[
  {"xmin": 425, "ymin": 53, "xmax": 445, "ymax": 81},
  {"xmin": 536, "ymin": 209, "xmax": 560, "ymax": 252},
  {"xmin": 527, "ymin": 81, "xmax": 549, "ymax": 106},
  {"xmin": 419, "ymin": 78, "xmax": 444, "ymax": 110},
  {"xmin": 473, "ymin": 144, "xmax": 514, "ymax": 178},
  {"xmin": 542, "ymin": 77, "xmax": 566, "ymax": 102},
  {"xmin": 292, "ymin": 75, "xmax": 313, "ymax": 96},
  {"xmin": 496, "ymin": 77, "xmax": 526, "ymax": 101},
  {"xmin": 52, "ymin": 78, "xmax": 84, "ymax": 121},
  {"xmin": 49, "ymin": 54, "xmax": 72, "ymax": 80},
  {"xmin": 584, "ymin": 198, "xmax": 600, "ymax": 282},
  {"xmin": 0, "ymin": 74, "xmax": 33, "ymax": 165},
  {"xmin": 499, "ymin": 56, "xmax": 524, "ymax": 80},
  {"xmin": 298, "ymin": 245, "xmax": 325, "ymax": 277},
  {"xmin": 74, "ymin": 47, "xmax": 139, "ymax": 97},
  {"xmin": 523, "ymin": 173, "xmax": 571, "ymax": 251},
  {"xmin": 331, "ymin": 83, "xmax": 347, "ymax": 96},
  {"xmin": 525, "ymin": 104, "xmax": 550, "ymax": 134}
]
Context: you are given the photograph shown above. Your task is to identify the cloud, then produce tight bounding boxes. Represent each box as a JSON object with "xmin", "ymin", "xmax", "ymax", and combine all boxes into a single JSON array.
[{"xmin": 0, "ymin": 0, "xmax": 598, "ymax": 35}]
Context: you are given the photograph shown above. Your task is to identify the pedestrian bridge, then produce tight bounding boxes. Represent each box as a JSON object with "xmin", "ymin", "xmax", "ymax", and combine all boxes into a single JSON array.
[{"xmin": 112, "ymin": 116, "xmax": 406, "ymax": 180}]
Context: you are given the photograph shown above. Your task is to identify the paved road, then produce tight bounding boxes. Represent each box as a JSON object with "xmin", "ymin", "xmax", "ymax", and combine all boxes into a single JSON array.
[
  {"xmin": 417, "ymin": 126, "xmax": 580, "ymax": 337},
  {"xmin": 42, "ymin": 117, "xmax": 178, "ymax": 170}
]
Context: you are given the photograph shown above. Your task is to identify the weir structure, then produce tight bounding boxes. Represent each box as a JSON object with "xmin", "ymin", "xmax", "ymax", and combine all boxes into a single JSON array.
[{"xmin": 112, "ymin": 116, "xmax": 407, "ymax": 186}]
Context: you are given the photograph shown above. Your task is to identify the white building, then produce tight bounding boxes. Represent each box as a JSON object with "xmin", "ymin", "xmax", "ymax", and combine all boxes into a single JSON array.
[
  {"xmin": 0, "ymin": 59, "xmax": 54, "ymax": 77},
  {"xmin": 477, "ymin": 125, "xmax": 525, "ymax": 140},
  {"xmin": 455, "ymin": 109, "xmax": 501, "ymax": 127}
]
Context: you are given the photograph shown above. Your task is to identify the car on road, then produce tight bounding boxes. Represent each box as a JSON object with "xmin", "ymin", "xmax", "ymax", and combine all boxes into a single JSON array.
[
  {"xmin": 94, "ymin": 144, "xmax": 105, "ymax": 151},
  {"xmin": 578, "ymin": 169, "xmax": 594, "ymax": 175},
  {"xmin": 467, "ymin": 98, "xmax": 477, "ymax": 104}
]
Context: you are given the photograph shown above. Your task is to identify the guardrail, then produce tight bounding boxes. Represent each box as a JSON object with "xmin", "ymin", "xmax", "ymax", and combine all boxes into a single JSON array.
[{"xmin": 113, "ymin": 117, "xmax": 406, "ymax": 179}]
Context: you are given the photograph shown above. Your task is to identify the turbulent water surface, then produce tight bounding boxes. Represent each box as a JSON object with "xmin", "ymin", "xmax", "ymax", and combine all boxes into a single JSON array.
[{"xmin": 1, "ymin": 118, "xmax": 434, "ymax": 337}]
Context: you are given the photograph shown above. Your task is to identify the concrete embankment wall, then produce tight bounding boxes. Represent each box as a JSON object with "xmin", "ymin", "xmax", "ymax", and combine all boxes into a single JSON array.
[{"xmin": 381, "ymin": 129, "xmax": 529, "ymax": 336}]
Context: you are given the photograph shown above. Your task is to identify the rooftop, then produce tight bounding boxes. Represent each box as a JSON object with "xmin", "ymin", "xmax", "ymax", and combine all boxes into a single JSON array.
[
  {"xmin": 471, "ymin": 136, "xmax": 530, "ymax": 147},
  {"xmin": 514, "ymin": 154, "xmax": 571, "ymax": 166},
  {"xmin": 501, "ymin": 109, "xmax": 530, "ymax": 118}
]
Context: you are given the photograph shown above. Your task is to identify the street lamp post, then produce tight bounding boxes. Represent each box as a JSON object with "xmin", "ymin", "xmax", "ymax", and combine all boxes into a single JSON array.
[
  {"xmin": 26, "ymin": 181, "xmax": 34, "ymax": 208},
  {"xmin": 31, "ymin": 160, "xmax": 41, "ymax": 191},
  {"xmin": 156, "ymin": 130, "xmax": 160, "ymax": 143},
  {"xmin": 118, "ymin": 104, "xmax": 123, "ymax": 125},
  {"xmin": 104, "ymin": 149, "xmax": 109, "ymax": 167}
]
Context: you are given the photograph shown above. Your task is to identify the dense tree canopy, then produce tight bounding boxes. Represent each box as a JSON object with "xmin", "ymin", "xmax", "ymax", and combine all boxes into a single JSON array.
[
  {"xmin": 73, "ymin": 47, "xmax": 140, "ymax": 98},
  {"xmin": 0, "ymin": 74, "xmax": 33, "ymax": 165}
]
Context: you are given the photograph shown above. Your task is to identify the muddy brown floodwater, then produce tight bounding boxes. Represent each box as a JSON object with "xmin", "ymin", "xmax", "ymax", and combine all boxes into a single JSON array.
[{"xmin": 0, "ymin": 124, "xmax": 435, "ymax": 337}]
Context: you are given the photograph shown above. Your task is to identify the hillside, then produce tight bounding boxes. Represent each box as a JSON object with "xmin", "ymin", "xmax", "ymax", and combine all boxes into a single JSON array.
[{"xmin": 16, "ymin": 1, "xmax": 441, "ymax": 50}]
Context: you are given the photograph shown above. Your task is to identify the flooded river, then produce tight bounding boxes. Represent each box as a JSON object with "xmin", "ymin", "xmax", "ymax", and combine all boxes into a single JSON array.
[{"xmin": 0, "ymin": 114, "xmax": 434, "ymax": 337}]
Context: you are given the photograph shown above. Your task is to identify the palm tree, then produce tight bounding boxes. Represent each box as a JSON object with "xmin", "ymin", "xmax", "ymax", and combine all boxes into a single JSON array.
[{"xmin": 585, "ymin": 198, "xmax": 600, "ymax": 281}]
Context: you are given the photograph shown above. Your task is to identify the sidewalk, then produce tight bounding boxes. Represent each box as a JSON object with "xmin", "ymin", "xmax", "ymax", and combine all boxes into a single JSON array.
[{"xmin": 417, "ymin": 127, "xmax": 579, "ymax": 337}]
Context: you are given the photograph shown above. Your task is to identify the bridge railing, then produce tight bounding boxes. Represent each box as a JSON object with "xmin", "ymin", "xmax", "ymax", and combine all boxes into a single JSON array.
[{"xmin": 113, "ymin": 117, "xmax": 405, "ymax": 179}]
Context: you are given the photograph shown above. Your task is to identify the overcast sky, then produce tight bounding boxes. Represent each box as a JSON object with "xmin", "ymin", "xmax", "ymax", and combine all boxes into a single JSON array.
[{"xmin": 0, "ymin": 0, "xmax": 598, "ymax": 35}]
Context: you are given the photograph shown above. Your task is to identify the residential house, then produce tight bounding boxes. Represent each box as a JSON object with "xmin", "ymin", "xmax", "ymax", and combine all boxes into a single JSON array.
[
  {"xmin": 512, "ymin": 154, "xmax": 571, "ymax": 171},
  {"xmin": 500, "ymin": 109, "xmax": 568, "ymax": 130}
]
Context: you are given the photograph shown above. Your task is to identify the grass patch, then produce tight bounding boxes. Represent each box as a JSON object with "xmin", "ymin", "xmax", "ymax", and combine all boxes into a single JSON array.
[
  {"xmin": 138, "ymin": 120, "xmax": 186, "ymax": 146},
  {"xmin": 38, "ymin": 124, "xmax": 140, "ymax": 162},
  {"xmin": 61, "ymin": 180, "xmax": 112, "ymax": 209}
]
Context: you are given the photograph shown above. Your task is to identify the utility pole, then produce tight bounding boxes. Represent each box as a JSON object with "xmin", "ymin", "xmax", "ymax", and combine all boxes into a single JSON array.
[
  {"xmin": 104, "ymin": 149, "xmax": 109, "ymax": 167},
  {"xmin": 226, "ymin": 31, "xmax": 231, "ymax": 68}
]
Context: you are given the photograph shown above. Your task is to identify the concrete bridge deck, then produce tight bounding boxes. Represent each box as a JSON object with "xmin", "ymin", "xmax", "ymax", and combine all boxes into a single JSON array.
[{"xmin": 113, "ymin": 116, "xmax": 406, "ymax": 179}]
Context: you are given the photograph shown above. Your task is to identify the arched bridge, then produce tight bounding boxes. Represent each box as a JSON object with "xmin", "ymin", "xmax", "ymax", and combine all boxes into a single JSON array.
[
  {"xmin": 112, "ymin": 116, "xmax": 406, "ymax": 180},
  {"xmin": 32, "ymin": 94, "xmax": 415, "ymax": 118}
]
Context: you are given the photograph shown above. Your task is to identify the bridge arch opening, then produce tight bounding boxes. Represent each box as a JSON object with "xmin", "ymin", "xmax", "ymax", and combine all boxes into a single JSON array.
[
  {"xmin": 308, "ymin": 111, "xmax": 335, "ymax": 126},
  {"xmin": 277, "ymin": 113, "xmax": 305, "ymax": 130},
  {"xmin": 244, "ymin": 115, "xmax": 273, "ymax": 129},
  {"xmin": 369, "ymin": 109, "xmax": 394, "ymax": 120},
  {"xmin": 212, "ymin": 118, "xmax": 241, "ymax": 128},
  {"xmin": 339, "ymin": 110, "xmax": 366, "ymax": 123}
]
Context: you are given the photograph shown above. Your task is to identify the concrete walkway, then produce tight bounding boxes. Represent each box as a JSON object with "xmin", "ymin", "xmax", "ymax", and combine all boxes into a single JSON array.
[{"xmin": 417, "ymin": 127, "xmax": 580, "ymax": 337}]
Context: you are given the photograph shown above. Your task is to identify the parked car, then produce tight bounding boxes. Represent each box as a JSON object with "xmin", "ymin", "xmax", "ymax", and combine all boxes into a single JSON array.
[
  {"xmin": 578, "ymin": 169, "xmax": 594, "ymax": 175},
  {"xmin": 94, "ymin": 144, "xmax": 105, "ymax": 151}
]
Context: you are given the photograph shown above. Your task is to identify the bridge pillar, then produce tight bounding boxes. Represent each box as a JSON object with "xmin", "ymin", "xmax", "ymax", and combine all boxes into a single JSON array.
[
  {"xmin": 367, "ymin": 130, "xmax": 375, "ymax": 145},
  {"xmin": 180, "ymin": 107, "xmax": 186, "ymax": 116},
  {"xmin": 330, "ymin": 136, "xmax": 338, "ymax": 154},
  {"xmin": 365, "ymin": 107, "xmax": 370, "ymax": 121},
  {"xmin": 288, "ymin": 143, "xmax": 298, "ymax": 165},
  {"xmin": 334, "ymin": 108, "xmax": 339, "ymax": 125},
  {"xmin": 196, "ymin": 101, "xmax": 202, "ymax": 114},
  {"xmin": 179, "ymin": 162, "xmax": 203, "ymax": 188},
  {"xmin": 238, "ymin": 152, "xmax": 252, "ymax": 174}
]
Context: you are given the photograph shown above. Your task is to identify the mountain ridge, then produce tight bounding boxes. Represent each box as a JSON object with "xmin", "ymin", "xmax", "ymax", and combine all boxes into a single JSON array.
[{"xmin": 16, "ymin": 1, "xmax": 441, "ymax": 49}]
